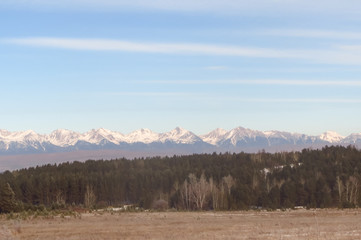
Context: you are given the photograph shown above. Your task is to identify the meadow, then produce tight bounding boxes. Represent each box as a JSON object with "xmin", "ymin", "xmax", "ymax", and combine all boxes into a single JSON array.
[{"xmin": 1, "ymin": 209, "xmax": 361, "ymax": 240}]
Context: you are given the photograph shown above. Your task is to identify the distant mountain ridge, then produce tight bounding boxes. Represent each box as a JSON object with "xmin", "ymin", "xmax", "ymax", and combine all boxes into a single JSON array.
[
  {"xmin": 0, "ymin": 127, "xmax": 360, "ymax": 156},
  {"xmin": 0, "ymin": 126, "xmax": 360, "ymax": 171}
]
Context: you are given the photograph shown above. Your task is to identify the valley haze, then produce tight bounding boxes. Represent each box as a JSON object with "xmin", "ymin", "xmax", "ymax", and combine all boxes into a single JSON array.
[{"xmin": 0, "ymin": 126, "xmax": 360, "ymax": 171}]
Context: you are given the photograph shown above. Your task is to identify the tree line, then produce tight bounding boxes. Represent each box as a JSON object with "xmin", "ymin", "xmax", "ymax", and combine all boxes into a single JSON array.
[{"xmin": 1, "ymin": 145, "xmax": 361, "ymax": 213}]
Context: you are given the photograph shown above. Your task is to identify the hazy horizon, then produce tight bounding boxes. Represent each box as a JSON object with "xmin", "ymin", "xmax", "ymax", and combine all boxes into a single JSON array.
[{"xmin": 0, "ymin": 126, "xmax": 358, "ymax": 137}]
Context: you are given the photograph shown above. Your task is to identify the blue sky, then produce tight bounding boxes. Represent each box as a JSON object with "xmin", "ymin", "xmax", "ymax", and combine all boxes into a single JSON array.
[{"xmin": 1, "ymin": 0, "xmax": 361, "ymax": 135}]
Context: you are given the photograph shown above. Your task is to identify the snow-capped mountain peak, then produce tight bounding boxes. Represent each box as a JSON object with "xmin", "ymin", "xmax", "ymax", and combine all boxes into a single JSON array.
[
  {"xmin": 159, "ymin": 127, "xmax": 201, "ymax": 144},
  {"xmin": 342, "ymin": 133, "xmax": 361, "ymax": 144},
  {"xmin": 11, "ymin": 130, "xmax": 42, "ymax": 142},
  {"xmin": 125, "ymin": 128, "xmax": 159, "ymax": 144},
  {"xmin": 48, "ymin": 129, "xmax": 80, "ymax": 147},
  {"xmin": 0, "ymin": 129, "xmax": 12, "ymax": 138},
  {"xmin": 319, "ymin": 131, "xmax": 345, "ymax": 143},
  {"xmin": 82, "ymin": 128, "xmax": 123, "ymax": 145},
  {"xmin": 201, "ymin": 128, "xmax": 228, "ymax": 145},
  {"xmin": 22, "ymin": 130, "xmax": 37, "ymax": 137},
  {"xmin": 169, "ymin": 127, "xmax": 188, "ymax": 136},
  {"xmin": 0, "ymin": 127, "xmax": 360, "ymax": 158},
  {"xmin": 223, "ymin": 127, "xmax": 264, "ymax": 146}
]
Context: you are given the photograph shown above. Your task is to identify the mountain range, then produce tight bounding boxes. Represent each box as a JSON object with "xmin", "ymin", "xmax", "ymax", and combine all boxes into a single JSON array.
[{"xmin": 0, "ymin": 127, "xmax": 360, "ymax": 171}]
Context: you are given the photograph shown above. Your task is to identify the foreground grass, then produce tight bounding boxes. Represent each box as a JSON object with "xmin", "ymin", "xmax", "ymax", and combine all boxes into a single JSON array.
[{"xmin": 1, "ymin": 209, "xmax": 361, "ymax": 239}]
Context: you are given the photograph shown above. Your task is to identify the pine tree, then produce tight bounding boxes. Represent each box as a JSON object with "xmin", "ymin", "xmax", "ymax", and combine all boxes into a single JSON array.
[{"xmin": 0, "ymin": 183, "xmax": 17, "ymax": 213}]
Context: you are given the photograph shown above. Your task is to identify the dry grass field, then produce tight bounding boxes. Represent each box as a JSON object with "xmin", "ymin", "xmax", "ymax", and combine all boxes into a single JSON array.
[{"xmin": 1, "ymin": 209, "xmax": 361, "ymax": 239}]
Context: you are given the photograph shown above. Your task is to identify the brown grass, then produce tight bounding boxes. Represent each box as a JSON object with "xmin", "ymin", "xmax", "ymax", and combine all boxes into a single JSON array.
[{"xmin": 1, "ymin": 209, "xmax": 361, "ymax": 239}]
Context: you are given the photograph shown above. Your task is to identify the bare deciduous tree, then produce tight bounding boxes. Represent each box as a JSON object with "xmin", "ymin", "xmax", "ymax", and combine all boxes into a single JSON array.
[
  {"xmin": 55, "ymin": 190, "xmax": 65, "ymax": 206},
  {"xmin": 181, "ymin": 173, "xmax": 238, "ymax": 210},
  {"xmin": 209, "ymin": 177, "xmax": 219, "ymax": 210},
  {"xmin": 348, "ymin": 176, "xmax": 359, "ymax": 206},
  {"xmin": 336, "ymin": 176, "xmax": 343, "ymax": 204},
  {"xmin": 223, "ymin": 174, "xmax": 235, "ymax": 195},
  {"xmin": 336, "ymin": 175, "xmax": 359, "ymax": 206},
  {"xmin": 181, "ymin": 173, "xmax": 210, "ymax": 210},
  {"xmin": 181, "ymin": 179, "xmax": 191, "ymax": 210},
  {"xmin": 84, "ymin": 185, "xmax": 96, "ymax": 208},
  {"xmin": 195, "ymin": 173, "xmax": 210, "ymax": 210}
]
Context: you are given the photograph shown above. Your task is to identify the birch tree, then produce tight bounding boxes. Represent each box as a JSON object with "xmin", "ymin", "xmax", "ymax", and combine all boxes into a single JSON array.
[{"xmin": 84, "ymin": 185, "xmax": 96, "ymax": 208}]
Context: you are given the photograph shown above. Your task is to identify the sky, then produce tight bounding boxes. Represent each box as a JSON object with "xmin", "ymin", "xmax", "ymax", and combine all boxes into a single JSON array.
[{"xmin": 1, "ymin": 0, "xmax": 361, "ymax": 136}]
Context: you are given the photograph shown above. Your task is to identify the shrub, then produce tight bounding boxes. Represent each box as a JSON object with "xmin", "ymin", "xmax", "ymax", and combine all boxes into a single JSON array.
[{"xmin": 152, "ymin": 199, "xmax": 168, "ymax": 211}]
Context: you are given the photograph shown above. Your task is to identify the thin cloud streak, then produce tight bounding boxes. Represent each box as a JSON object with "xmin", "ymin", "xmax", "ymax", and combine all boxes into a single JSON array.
[
  {"xmin": 0, "ymin": 0, "xmax": 252, "ymax": 11},
  {"xmin": 204, "ymin": 66, "xmax": 229, "ymax": 70},
  {"xmin": 145, "ymin": 79, "xmax": 361, "ymax": 87},
  {"xmin": 106, "ymin": 92, "xmax": 196, "ymax": 97},
  {"xmin": 3, "ymin": 37, "xmax": 292, "ymax": 58},
  {"xmin": 4, "ymin": 37, "xmax": 361, "ymax": 65},
  {"xmin": 102, "ymin": 91, "xmax": 361, "ymax": 104},
  {"xmin": 2, "ymin": 0, "xmax": 361, "ymax": 15},
  {"xmin": 238, "ymin": 98, "xmax": 361, "ymax": 103},
  {"xmin": 263, "ymin": 29, "xmax": 361, "ymax": 40}
]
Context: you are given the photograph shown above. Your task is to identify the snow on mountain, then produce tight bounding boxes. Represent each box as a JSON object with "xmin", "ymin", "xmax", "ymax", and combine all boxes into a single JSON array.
[
  {"xmin": 21, "ymin": 130, "xmax": 41, "ymax": 141},
  {"xmin": 265, "ymin": 131, "xmax": 314, "ymax": 144},
  {"xmin": 0, "ymin": 127, "xmax": 359, "ymax": 155},
  {"xmin": 159, "ymin": 127, "xmax": 202, "ymax": 144},
  {"xmin": 319, "ymin": 131, "xmax": 345, "ymax": 143},
  {"xmin": 203, "ymin": 128, "xmax": 320, "ymax": 147},
  {"xmin": 47, "ymin": 129, "xmax": 81, "ymax": 147},
  {"xmin": 124, "ymin": 128, "xmax": 160, "ymax": 144},
  {"xmin": 0, "ymin": 130, "xmax": 45, "ymax": 151},
  {"xmin": 221, "ymin": 127, "xmax": 266, "ymax": 146},
  {"xmin": 0, "ymin": 127, "xmax": 203, "ymax": 147},
  {"xmin": 342, "ymin": 133, "xmax": 361, "ymax": 144},
  {"xmin": 81, "ymin": 128, "xmax": 123, "ymax": 145},
  {"xmin": 200, "ymin": 128, "xmax": 228, "ymax": 145},
  {"xmin": 0, "ymin": 129, "xmax": 12, "ymax": 138},
  {"xmin": 0, "ymin": 130, "xmax": 43, "ymax": 143},
  {"xmin": 264, "ymin": 131, "xmax": 295, "ymax": 140}
]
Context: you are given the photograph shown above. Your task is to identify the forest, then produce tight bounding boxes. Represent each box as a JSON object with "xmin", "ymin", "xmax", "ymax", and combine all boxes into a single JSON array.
[{"xmin": 0, "ymin": 145, "xmax": 361, "ymax": 213}]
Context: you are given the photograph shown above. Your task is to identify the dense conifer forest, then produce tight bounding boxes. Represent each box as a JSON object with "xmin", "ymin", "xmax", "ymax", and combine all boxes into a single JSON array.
[{"xmin": 1, "ymin": 145, "xmax": 361, "ymax": 213}]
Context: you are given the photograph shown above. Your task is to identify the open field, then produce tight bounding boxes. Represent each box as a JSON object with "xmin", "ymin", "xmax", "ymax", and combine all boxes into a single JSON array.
[{"xmin": 1, "ymin": 209, "xmax": 361, "ymax": 239}]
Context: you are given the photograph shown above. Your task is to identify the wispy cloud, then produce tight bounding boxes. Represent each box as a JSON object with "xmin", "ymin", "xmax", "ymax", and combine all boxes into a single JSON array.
[
  {"xmin": 0, "ymin": 0, "xmax": 242, "ymax": 11},
  {"xmin": 2, "ymin": 0, "xmax": 361, "ymax": 15},
  {"xmin": 204, "ymin": 66, "xmax": 229, "ymax": 71},
  {"xmin": 339, "ymin": 45, "xmax": 361, "ymax": 51},
  {"xmin": 3, "ymin": 37, "xmax": 291, "ymax": 58},
  {"xmin": 240, "ymin": 98, "xmax": 361, "ymax": 103},
  {"xmin": 262, "ymin": 29, "xmax": 361, "ymax": 40},
  {"xmin": 100, "ymin": 91, "xmax": 361, "ymax": 103},
  {"xmin": 106, "ymin": 92, "xmax": 195, "ymax": 97},
  {"xmin": 144, "ymin": 79, "xmax": 361, "ymax": 87},
  {"xmin": 4, "ymin": 37, "xmax": 361, "ymax": 65}
]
